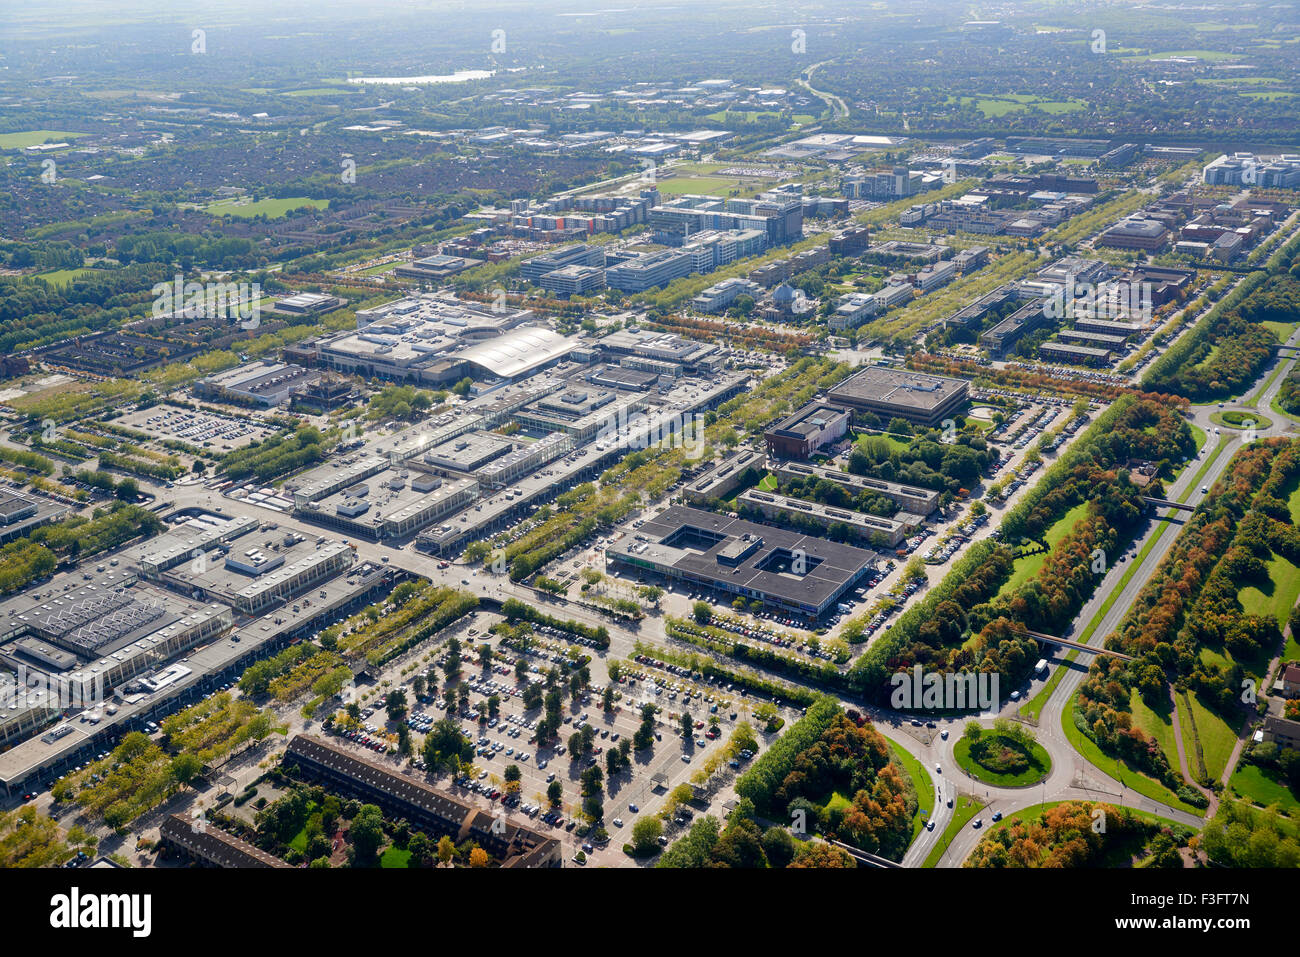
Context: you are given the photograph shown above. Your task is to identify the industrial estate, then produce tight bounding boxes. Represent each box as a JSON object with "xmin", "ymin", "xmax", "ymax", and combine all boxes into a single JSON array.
[{"xmin": 0, "ymin": 0, "xmax": 1296, "ymax": 901}]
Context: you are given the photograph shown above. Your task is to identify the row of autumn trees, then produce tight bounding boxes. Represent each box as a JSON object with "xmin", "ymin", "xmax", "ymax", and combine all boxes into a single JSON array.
[
  {"xmin": 965, "ymin": 801, "xmax": 1187, "ymax": 868},
  {"xmin": 1078, "ymin": 437, "xmax": 1300, "ymax": 790},
  {"xmin": 850, "ymin": 394, "xmax": 1195, "ymax": 702},
  {"xmin": 658, "ymin": 697, "xmax": 918, "ymax": 866},
  {"xmin": 1148, "ymin": 273, "xmax": 1300, "ymax": 402}
]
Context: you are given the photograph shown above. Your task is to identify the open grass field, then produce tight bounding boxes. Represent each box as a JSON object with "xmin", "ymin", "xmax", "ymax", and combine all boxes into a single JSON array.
[
  {"xmin": 1185, "ymin": 690, "xmax": 1239, "ymax": 783},
  {"xmin": 1128, "ymin": 688, "xmax": 1178, "ymax": 769},
  {"xmin": 654, "ymin": 176, "xmax": 748, "ymax": 196},
  {"xmin": 999, "ymin": 501, "xmax": 1089, "ymax": 598},
  {"xmin": 379, "ymin": 846, "xmax": 411, "ymax": 868},
  {"xmin": 704, "ymin": 110, "xmax": 817, "ymax": 125},
  {"xmin": 35, "ymin": 267, "xmax": 97, "ymax": 285},
  {"xmin": 945, "ymin": 93, "xmax": 1086, "ymax": 117},
  {"xmin": 1262, "ymin": 320, "xmax": 1299, "ymax": 341},
  {"xmin": 206, "ymin": 196, "xmax": 330, "ymax": 218},
  {"xmin": 1239, "ymin": 553, "xmax": 1300, "ymax": 628},
  {"xmin": 0, "ymin": 130, "xmax": 87, "ymax": 150},
  {"xmin": 1228, "ymin": 763, "xmax": 1300, "ymax": 814},
  {"xmin": 281, "ymin": 87, "xmax": 358, "ymax": 97}
]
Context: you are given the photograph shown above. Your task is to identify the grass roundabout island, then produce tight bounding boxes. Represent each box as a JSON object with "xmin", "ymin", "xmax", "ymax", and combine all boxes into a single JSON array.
[
  {"xmin": 1210, "ymin": 409, "xmax": 1272, "ymax": 431},
  {"xmin": 953, "ymin": 721, "xmax": 1052, "ymax": 788}
]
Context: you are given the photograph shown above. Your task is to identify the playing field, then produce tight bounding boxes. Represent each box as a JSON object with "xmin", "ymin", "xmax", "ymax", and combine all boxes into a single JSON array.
[{"xmin": 207, "ymin": 196, "xmax": 330, "ymax": 218}]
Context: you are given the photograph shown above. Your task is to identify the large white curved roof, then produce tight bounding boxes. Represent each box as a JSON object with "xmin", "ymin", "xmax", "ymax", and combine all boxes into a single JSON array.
[{"xmin": 457, "ymin": 327, "xmax": 574, "ymax": 379}]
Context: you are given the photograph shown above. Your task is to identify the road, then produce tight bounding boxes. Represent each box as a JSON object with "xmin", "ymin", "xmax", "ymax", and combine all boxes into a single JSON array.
[{"xmin": 917, "ymin": 334, "xmax": 1300, "ymax": 867}]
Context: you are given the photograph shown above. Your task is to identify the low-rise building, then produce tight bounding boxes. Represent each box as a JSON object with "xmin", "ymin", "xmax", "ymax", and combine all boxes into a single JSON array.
[
  {"xmin": 763, "ymin": 402, "xmax": 853, "ymax": 459},
  {"xmin": 828, "ymin": 366, "xmax": 969, "ymax": 427}
]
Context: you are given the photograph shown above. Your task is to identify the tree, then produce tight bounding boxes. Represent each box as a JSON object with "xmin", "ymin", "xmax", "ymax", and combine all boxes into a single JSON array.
[
  {"xmin": 170, "ymin": 753, "xmax": 201, "ymax": 787},
  {"xmin": 761, "ymin": 826, "xmax": 797, "ymax": 868},
  {"xmin": 632, "ymin": 816, "xmax": 663, "ymax": 855},
  {"xmin": 349, "ymin": 804, "xmax": 385, "ymax": 861},
  {"xmin": 547, "ymin": 780, "xmax": 563, "ymax": 807},
  {"xmin": 436, "ymin": 835, "xmax": 455, "ymax": 864},
  {"xmin": 468, "ymin": 846, "xmax": 490, "ymax": 868},
  {"xmin": 692, "ymin": 601, "xmax": 712, "ymax": 624},
  {"xmin": 385, "ymin": 689, "xmax": 408, "ymax": 722},
  {"xmin": 681, "ymin": 712, "xmax": 694, "ymax": 740},
  {"xmin": 115, "ymin": 478, "xmax": 139, "ymax": 501},
  {"xmin": 423, "ymin": 718, "xmax": 473, "ymax": 770},
  {"xmin": 408, "ymin": 832, "xmax": 431, "ymax": 867}
]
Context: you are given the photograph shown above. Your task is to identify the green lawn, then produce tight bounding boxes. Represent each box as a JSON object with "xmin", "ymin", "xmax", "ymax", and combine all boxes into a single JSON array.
[
  {"xmin": 1129, "ymin": 687, "xmax": 1178, "ymax": 767},
  {"xmin": 379, "ymin": 846, "xmax": 412, "ymax": 868},
  {"xmin": 953, "ymin": 733, "xmax": 1052, "ymax": 787},
  {"xmin": 206, "ymin": 196, "xmax": 330, "ymax": 219},
  {"xmin": 705, "ymin": 110, "xmax": 817, "ymax": 125},
  {"xmin": 856, "ymin": 432, "xmax": 911, "ymax": 455},
  {"xmin": 886, "ymin": 738, "xmax": 935, "ymax": 842},
  {"xmin": 1228, "ymin": 763, "xmax": 1300, "ymax": 814},
  {"xmin": 945, "ymin": 94, "xmax": 1087, "ymax": 117},
  {"xmin": 1239, "ymin": 553, "xmax": 1300, "ymax": 628},
  {"xmin": 35, "ymin": 267, "xmax": 97, "ymax": 285},
  {"xmin": 923, "ymin": 796, "xmax": 984, "ymax": 867},
  {"xmin": 655, "ymin": 176, "xmax": 745, "ymax": 196},
  {"xmin": 0, "ymin": 130, "xmax": 87, "ymax": 150},
  {"xmin": 1262, "ymin": 320, "xmax": 1298, "ymax": 342},
  {"xmin": 824, "ymin": 790, "xmax": 852, "ymax": 813},
  {"xmin": 1186, "ymin": 690, "xmax": 1239, "ymax": 783},
  {"xmin": 1211, "ymin": 410, "xmax": 1272, "ymax": 431},
  {"xmin": 1063, "ymin": 692, "xmax": 1205, "ymax": 816},
  {"xmin": 998, "ymin": 501, "xmax": 1089, "ymax": 598}
]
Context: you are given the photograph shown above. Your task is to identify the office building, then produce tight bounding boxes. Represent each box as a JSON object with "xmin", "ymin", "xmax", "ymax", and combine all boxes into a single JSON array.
[
  {"xmin": 608, "ymin": 505, "xmax": 875, "ymax": 619},
  {"xmin": 763, "ymin": 402, "xmax": 853, "ymax": 459},
  {"xmin": 828, "ymin": 366, "xmax": 969, "ymax": 427}
]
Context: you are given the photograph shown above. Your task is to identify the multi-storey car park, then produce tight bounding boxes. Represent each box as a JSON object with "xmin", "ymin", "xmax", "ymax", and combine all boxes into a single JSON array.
[{"xmin": 0, "ymin": 509, "xmax": 397, "ymax": 799}]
